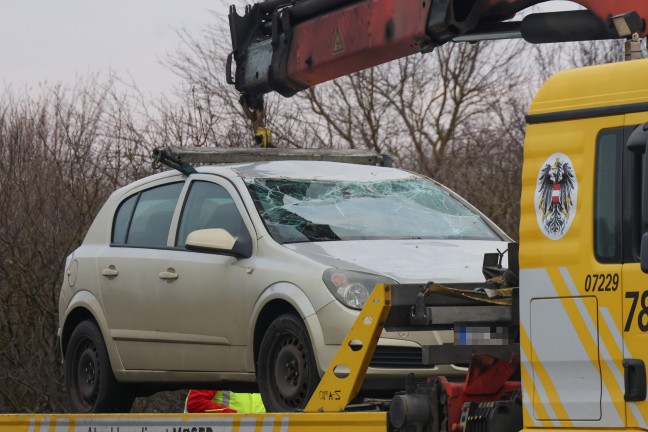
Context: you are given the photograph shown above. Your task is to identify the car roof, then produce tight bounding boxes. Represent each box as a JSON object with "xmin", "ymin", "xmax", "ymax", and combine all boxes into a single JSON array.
[
  {"xmin": 111, "ymin": 160, "xmax": 421, "ymax": 198},
  {"xmin": 197, "ymin": 160, "xmax": 418, "ymax": 182}
]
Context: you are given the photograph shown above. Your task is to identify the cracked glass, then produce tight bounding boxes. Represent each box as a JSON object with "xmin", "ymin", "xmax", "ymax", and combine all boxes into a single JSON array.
[{"xmin": 247, "ymin": 177, "xmax": 500, "ymax": 243}]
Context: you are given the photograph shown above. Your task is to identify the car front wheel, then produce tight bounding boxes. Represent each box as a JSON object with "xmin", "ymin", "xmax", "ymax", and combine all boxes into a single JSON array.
[
  {"xmin": 65, "ymin": 320, "xmax": 134, "ymax": 413},
  {"xmin": 257, "ymin": 313, "xmax": 320, "ymax": 412}
]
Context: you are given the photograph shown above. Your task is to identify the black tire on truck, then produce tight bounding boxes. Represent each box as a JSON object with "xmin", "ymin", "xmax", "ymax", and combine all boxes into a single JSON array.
[
  {"xmin": 65, "ymin": 320, "xmax": 135, "ymax": 413},
  {"xmin": 257, "ymin": 313, "xmax": 320, "ymax": 412}
]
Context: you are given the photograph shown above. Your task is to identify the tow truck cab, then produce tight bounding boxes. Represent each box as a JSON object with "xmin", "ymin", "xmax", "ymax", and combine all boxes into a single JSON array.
[{"xmin": 520, "ymin": 57, "xmax": 648, "ymax": 429}]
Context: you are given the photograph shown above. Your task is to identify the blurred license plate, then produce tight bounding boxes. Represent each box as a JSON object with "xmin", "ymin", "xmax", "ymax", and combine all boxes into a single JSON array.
[{"xmin": 455, "ymin": 324, "xmax": 510, "ymax": 346}]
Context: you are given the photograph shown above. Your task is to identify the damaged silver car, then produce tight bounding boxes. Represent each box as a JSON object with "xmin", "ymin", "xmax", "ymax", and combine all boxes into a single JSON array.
[{"xmin": 58, "ymin": 155, "xmax": 510, "ymax": 413}]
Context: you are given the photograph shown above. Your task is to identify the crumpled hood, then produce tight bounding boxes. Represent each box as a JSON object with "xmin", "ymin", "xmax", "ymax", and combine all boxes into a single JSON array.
[{"xmin": 284, "ymin": 239, "xmax": 509, "ymax": 283}]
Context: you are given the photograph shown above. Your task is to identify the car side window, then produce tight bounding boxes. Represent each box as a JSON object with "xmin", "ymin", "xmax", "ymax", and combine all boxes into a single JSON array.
[
  {"xmin": 112, "ymin": 182, "xmax": 183, "ymax": 247},
  {"xmin": 176, "ymin": 181, "xmax": 245, "ymax": 247},
  {"xmin": 112, "ymin": 194, "xmax": 138, "ymax": 244}
]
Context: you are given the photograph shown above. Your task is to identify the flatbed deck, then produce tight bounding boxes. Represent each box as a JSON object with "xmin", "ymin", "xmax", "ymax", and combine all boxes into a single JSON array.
[{"xmin": 0, "ymin": 412, "xmax": 387, "ymax": 432}]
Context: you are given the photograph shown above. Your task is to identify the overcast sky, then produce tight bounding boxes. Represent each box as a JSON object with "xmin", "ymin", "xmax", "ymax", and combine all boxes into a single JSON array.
[
  {"xmin": 0, "ymin": 0, "xmax": 233, "ymax": 94},
  {"xmin": 0, "ymin": 1, "xmax": 576, "ymax": 95}
]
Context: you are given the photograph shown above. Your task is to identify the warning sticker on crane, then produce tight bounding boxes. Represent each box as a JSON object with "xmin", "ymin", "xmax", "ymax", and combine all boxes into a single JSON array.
[
  {"xmin": 534, "ymin": 152, "xmax": 578, "ymax": 240},
  {"xmin": 333, "ymin": 26, "xmax": 345, "ymax": 54}
]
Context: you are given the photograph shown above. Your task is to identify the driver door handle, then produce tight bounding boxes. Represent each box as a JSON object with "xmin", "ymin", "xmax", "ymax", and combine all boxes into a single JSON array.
[
  {"xmin": 159, "ymin": 271, "xmax": 179, "ymax": 280},
  {"xmin": 101, "ymin": 267, "xmax": 119, "ymax": 277}
]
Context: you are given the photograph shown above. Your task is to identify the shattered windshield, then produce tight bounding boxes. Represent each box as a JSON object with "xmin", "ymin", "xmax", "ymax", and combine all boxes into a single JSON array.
[{"xmin": 246, "ymin": 177, "xmax": 501, "ymax": 243}]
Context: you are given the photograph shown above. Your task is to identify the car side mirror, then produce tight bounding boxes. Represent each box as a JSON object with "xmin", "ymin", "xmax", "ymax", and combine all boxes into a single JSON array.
[{"xmin": 186, "ymin": 228, "xmax": 252, "ymax": 258}]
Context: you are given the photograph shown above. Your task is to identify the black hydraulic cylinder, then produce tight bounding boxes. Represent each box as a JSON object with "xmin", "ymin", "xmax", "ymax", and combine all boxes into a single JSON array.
[
  {"xmin": 521, "ymin": 10, "xmax": 618, "ymax": 43},
  {"xmin": 390, "ymin": 394, "xmax": 431, "ymax": 430}
]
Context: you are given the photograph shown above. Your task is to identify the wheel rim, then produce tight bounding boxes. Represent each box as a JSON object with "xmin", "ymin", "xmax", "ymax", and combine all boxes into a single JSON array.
[
  {"xmin": 272, "ymin": 333, "xmax": 310, "ymax": 408},
  {"xmin": 73, "ymin": 339, "xmax": 100, "ymax": 410}
]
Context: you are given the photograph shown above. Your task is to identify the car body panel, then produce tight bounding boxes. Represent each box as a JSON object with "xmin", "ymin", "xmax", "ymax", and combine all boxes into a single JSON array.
[
  {"xmin": 97, "ymin": 247, "xmax": 174, "ymax": 370},
  {"xmin": 284, "ymin": 240, "xmax": 508, "ymax": 282}
]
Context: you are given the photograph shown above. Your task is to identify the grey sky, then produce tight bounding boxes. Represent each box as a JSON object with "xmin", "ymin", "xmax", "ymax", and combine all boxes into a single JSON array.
[
  {"xmin": 0, "ymin": 0, "xmax": 230, "ymax": 94},
  {"xmin": 0, "ymin": 1, "xmax": 576, "ymax": 95}
]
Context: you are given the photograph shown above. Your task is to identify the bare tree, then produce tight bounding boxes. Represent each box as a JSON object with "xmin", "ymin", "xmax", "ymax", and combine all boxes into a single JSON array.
[
  {"xmin": 0, "ymin": 78, "xmax": 186, "ymax": 413},
  {"xmin": 162, "ymin": 24, "xmax": 270, "ymax": 148},
  {"xmin": 532, "ymin": 39, "xmax": 623, "ymax": 84},
  {"xmin": 0, "ymin": 80, "xmax": 116, "ymax": 412}
]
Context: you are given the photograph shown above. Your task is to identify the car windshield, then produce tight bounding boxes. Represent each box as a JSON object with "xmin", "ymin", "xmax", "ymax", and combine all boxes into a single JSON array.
[{"xmin": 247, "ymin": 177, "xmax": 501, "ymax": 243}]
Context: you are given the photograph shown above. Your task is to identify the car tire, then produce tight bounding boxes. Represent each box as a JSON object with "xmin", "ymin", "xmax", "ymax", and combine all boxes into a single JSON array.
[
  {"xmin": 65, "ymin": 320, "xmax": 135, "ymax": 413},
  {"xmin": 257, "ymin": 313, "xmax": 320, "ymax": 412}
]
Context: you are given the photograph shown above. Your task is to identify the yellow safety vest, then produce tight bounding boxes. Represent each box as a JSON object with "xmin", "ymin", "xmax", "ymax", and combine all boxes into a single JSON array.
[
  {"xmin": 184, "ymin": 391, "xmax": 266, "ymax": 413},
  {"xmin": 215, "ymin": 391, "xmax": 265, "ymax": 413}
]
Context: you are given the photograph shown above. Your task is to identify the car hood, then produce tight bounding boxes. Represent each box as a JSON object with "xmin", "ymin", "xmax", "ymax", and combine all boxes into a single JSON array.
[{"xmin": 283, "ymin": 239, "xmax": 509, "ymax": 283}]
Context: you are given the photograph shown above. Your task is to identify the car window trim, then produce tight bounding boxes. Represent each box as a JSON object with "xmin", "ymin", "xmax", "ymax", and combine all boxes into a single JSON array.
[
  {"xmin": 110, "ymin": 192, "xmax": 141, "ymax": 245},
  {"xmin": 123, "ymin": 193, "xmax": 141, "ymax": 245},
  {"xmin": 110, "ymin": 179, "xmax": 185, "ymax": 248},
  {"xmin": 175, "ymin": 176, "xmax": 255, "ymax": 249}
]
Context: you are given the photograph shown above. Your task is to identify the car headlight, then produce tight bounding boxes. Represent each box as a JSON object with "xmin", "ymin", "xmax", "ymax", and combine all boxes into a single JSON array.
[{"xmin": 323, "ymin": 269, "xmax": 397, "ymax": 310}]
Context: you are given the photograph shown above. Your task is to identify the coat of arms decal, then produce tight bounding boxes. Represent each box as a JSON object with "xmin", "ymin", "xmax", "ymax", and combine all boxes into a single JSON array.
[{"xmin": 534, "ymin": 153, "xmax": 578, "ymax": 240}]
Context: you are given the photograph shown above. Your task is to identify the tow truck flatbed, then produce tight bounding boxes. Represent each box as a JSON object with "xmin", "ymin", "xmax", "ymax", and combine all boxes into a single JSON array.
[{"xmin": 0, "ymin": 412, "xmax": 387, "ymax": 432}]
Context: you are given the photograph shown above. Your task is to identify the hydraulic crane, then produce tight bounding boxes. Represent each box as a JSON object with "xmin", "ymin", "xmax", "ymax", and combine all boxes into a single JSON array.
[{"xmin": 226, "ymin": 0, "xmax": 648, "ymax": 143}]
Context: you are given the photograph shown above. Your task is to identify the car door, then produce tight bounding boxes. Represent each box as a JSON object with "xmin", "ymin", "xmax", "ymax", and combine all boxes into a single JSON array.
[
  {"xmin": 520, "ymin": 116, "xmax": 627, "ymax": 427},
  {"xmin": 96, "ymin": 180, "xmax": 186, "ymax": 370},
  {"xmin": 154, "ymin": 175, "xmax": 258, "ymax": 372}
]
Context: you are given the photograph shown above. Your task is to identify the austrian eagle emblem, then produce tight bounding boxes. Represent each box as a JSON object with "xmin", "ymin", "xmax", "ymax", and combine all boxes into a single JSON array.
[{"xmin": 535, "ymin": 153, "xmax": 578, "ymax": 240}]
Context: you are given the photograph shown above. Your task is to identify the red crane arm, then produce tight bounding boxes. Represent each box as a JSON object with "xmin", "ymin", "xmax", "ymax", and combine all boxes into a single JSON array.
[
  {"xmin": 228, "ymin": 0, "xmax": 648, "ymax": 106},
  {"xmin": 286, "ymin": 0, "xmax": 432, "ymax": 88}
]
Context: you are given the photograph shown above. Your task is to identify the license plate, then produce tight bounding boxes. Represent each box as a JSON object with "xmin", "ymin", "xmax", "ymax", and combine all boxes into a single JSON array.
[{"xmin": 455, "ymin": 324, "xmax": 510, "ymax": 345}]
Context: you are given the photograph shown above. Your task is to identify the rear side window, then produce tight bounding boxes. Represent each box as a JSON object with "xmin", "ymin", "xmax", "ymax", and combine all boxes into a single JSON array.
[
  {"xmin": 112, "ymin": 182, "xmax": 183, "ymax": 247},
  {"xmin": 112, "ymin": 194, "xmax": 138, "ymax": 244},
  {"xmin": 176, "ymin": 181, "xmax": 244, "ymax": 247}
]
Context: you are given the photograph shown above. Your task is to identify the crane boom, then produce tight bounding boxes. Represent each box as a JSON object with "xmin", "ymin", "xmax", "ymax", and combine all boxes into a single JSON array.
[{"xmin": 227, "ymin": 0, "xmax": 648, "ymax": 109}]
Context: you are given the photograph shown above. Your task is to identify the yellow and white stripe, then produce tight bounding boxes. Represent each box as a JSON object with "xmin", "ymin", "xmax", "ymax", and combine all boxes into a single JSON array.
[{"xmin": 520, "ymin": 267, "xmax": 627, "ymax": 428}]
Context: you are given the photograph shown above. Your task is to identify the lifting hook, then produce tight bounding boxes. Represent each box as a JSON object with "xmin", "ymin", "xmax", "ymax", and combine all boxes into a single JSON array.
[{"xmin": 240, "ymin": 94, "xmax": 273, "ymax": 148}]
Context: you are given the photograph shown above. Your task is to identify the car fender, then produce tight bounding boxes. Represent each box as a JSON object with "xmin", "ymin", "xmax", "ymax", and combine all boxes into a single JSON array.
[
  {"xmin": 62, "ymin": 290, "xmax": 125, "ymax": 372},
  {"xmin": 247, "ymin": 282, "xmax": 329, "ymax": 372}
]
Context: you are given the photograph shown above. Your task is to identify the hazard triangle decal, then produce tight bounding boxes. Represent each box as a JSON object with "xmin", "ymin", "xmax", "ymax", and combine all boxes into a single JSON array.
[{"xmin": 333, "ymin": 26, "xmax": 345, "ymax": 54}]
